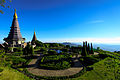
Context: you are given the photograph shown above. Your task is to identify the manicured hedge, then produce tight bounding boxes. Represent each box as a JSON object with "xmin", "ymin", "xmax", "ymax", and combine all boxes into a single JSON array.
[
  {"xmin": 41, "ymin": 54, "xmax": 72, "ymax": 62},
  {"xmin": 12, "ymin": 52, "xmax": 23, "ymax": 56},
  {"xmin": 0, "ymin": 68, "xmax": 3, "ymax": 72},
  {"xmin": 6, "ymin": 56, "xmax": 26, "ymax": 65},
  {"xmin": 39, "ymin": 54, "xmax": 72, "ymax": 70},
  {"xmin": 40, "ymin": 61, "xmax": 71, "ymax": 70}
]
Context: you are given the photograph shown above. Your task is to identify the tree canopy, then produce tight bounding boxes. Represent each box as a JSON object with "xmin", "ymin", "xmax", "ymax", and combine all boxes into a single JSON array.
[{"xmin": 0, "ymin": 0, "xmax": 11, "ymax": 14}]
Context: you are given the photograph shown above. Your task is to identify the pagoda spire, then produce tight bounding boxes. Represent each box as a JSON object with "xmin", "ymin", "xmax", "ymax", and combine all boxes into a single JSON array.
[
  {"xmin": 14, "ymin": 9, "xmax": 18, "ymax": 19},
  {"xmin": 7, "ymin": 9, "xmax": 22, "ymax": 39},
  {"xmin": 32, "ymin": 30, "xmax": 37, "ymax": 43},
  {"xmin": 3, "ymin": 9, "xmax": 25, "ymax": 47}
]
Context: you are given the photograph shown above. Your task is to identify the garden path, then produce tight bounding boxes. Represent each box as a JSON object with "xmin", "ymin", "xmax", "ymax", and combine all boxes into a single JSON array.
[{"xmin": 27, "ymin": 54, "xmax": 83, "ymax": 76}]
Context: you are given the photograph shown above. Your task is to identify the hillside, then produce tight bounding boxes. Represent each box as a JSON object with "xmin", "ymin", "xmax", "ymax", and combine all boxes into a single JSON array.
[{"xmin": 0, "ymin": 67, "xmax": 33, "ymax": 80}]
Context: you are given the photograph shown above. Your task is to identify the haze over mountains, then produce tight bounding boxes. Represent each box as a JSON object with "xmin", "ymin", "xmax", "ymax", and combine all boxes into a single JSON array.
[
  {"xmin": 0, "ymin": 40, "xmax": 120, "ymax": 52},
  {"xmin": 93, "ymin": 44, "xmax": 120, "ymax": 52},
  {"xmin": 63, "ymin": 42, "xmax": 120, "ymax": 52}
]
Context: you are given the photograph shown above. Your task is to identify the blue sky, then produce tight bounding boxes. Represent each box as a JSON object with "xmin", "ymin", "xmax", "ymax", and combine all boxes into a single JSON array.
[{"xmin": 0, "ymin": 0, "xmax": 120, "ymax": 44}]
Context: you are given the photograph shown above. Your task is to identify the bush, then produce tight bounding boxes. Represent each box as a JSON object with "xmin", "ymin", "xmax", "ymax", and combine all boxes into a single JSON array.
[
  {"xmin": 13, "ymin": 47, "xmax": 23, "ymax": 52},
  {"xmin": 41, "ymin": 54, "xmax": 72, "ymax": 62},
  {"xmin": 7, "ymin": 56, "xmax": 26, "ymax": 65},
  {"xmin": 39, "ymin": 54, "xmax": 72, "ymax": 70},
  {"xmin": 23, "ymin": 44, "xmax": 34, "ymax": 56},
  {"xmin": 4, "ymin": 47, "xmax": 13, "ymax": 53},
  {"xmin": 48, "ymin": 50, "xmax": 57, "ymax": 55},
  {"xmin": 32, "ymin": 40, "xmax": 44, "ymax": 47},
  {"xmin": 40, "ymin": 61, "xmax": 71, "ymax": 70},
  {"xmin": 61, "ymin": 48, "xmax": 69, "ymax": 52},
  {"xmin": 40, "ymin": 47, "xmax": 47, "ymax": 52},
  {"xmin": 49, "ymin": 43, "xmax": 59, "ymax": 47},
  {"xmin": 0, "ymin": 68, "xmax": 3, "ymax": 72},
  {"xmin": 79, "ymin": 56, "xmax": 100, "ymax": 66},
  {"xmin": 12, "ymin": 52, "xmax": 23, "ymax": 56},
  {"xmin": 86, "ymin": 66, "xmax": 93, "ymax": 71}
]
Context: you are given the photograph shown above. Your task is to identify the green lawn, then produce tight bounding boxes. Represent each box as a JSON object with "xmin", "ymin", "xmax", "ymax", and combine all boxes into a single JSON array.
[
  {"xmin": 0, "ymin": 67, "xmax": 33, "ymax": 80},
  {"xmin": 72, "ymin": 57, "xmax": 120, "ymax": 80}
]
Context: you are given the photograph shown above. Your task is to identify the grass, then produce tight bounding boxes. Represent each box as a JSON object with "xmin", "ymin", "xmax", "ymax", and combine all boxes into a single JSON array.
[
  {"xmin": 72, "ymin": 57, "xmax": 120, "ymax": 80},
  {"xmin": 0, "ymin": 66, "xmax": 33, "ymax": 80}
]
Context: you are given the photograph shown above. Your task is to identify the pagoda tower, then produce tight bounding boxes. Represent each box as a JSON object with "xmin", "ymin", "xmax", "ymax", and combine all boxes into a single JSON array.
[
  {"xmin": 4, "ymin": 9, "xmax": 25, "ymax": 47},
  {"xmin": 31, "ymin": 30, "xmax": 37, "ymax": 43}
]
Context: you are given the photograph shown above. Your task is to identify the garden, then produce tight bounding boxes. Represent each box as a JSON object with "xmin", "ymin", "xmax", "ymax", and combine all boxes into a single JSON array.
[
  {"xmin": 39, "ymin": 54, "xmax": 73, "ymax": 70},
  {"xmin": 0, "ymin": 41, "xmax": 120, "ymax": 80}
]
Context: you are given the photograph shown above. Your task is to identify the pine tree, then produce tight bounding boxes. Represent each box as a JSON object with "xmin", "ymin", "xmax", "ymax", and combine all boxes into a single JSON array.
[
  {"xmin": 23, "ymin": 43, "xmax": 34, "ymax": 57},
  {"xmin": 85, "ymin": 41, "xmax": 87, "ymax": 48},
  {"xmin": 30, "ymin": 46, "xmax": 34, "ymax": 56},
  {"xmin": 23, "ymin": 47, "xmax": 28, "ymax": 57},
  {"xmin": 88, "ymin": 43, "xmax": 90, "ymax": 54},
  {"xmin": 85, "ymin": 41, "xmax": 88, "ymax": 53},
  {"xmin": 90, "ymin": 43, "xmax": 94, "ymax": 54},
  {"xmin": 81, "ymin": 42, "xmax": 87, "ymax": 56}
]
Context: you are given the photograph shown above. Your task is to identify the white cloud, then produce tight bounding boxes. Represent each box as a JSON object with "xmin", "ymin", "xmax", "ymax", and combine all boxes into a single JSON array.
[
  {"xmin": 89, "ymin": 20, "xmax": 104, "ymax": 24},
  {"xmin": 40, "ymin": 37, "xmax": 120, "ymax": 44}
]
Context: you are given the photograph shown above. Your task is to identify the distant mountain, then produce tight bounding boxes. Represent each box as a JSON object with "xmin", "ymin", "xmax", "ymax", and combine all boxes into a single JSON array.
[
  {"xmin": 62, "ymin": 42, "xmax": 120, "ymax": 52},
  {"xmin": 93, "ymin": 44, "xmax": 120, "ymax": 52},
  {"xmin": 62, "ymin": 42, "xmax": 79, "ymax": 47},
  {"xmin": 0, "ymin": 41, "xmax": 3, "ymax": 44}
]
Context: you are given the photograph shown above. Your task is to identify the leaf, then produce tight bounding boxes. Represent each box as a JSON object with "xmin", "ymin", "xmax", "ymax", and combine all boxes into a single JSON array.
[
  {"xmin": 0, "ymin": 0, "xmax": 6, "ymax": 3},
  {"xmin": 1, "ymin": 4, "xmax": 5, "ymax": 7},
  {"xmin": 0, "ymin": 10, "xmax": 4, "ymax": 14},
  {"xmin": 8, "ymin": 5, "xmax": 10, "ymax": 8}
]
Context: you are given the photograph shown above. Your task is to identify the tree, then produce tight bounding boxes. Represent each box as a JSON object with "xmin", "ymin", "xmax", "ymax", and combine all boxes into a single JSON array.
[
  {"xmin": 85, "ymin": 41, "xmax": 87, "ymax": 49},
  {"xmin": 81, "ymin": 42, "xmax": 87, "ymax": 56},
  {"xmin": 0, "ymin": 50, "xmax": 5, "ymax": 63},
  {"xmin": 32, "ymin": 40, "xmax": 44, "ymax": 47},
  {"xmin": 48, "ymin": 50, "xmax": 57, "ymax": 55},
  {"xmin": 4, "ymin": 47, "xmax": 13, "ymax": 53},
  {"xmin": 49, "ymin": 43, "xmax": 59, "ymax": 47},
  {"xmin": 23, "ymin": 47, "xmax": 28, "ymax": 57},
  {"xmin": 97, "ymin": 47, "xmax": 100, "ymax": 51},
  {"xmin": 40, "ymin": 47, "xmax": 47, "ymax": 54},
  {"xmin": 61, "ymin": 48, "xmax": 69, "ymax": 52},
  {"xmin": 44, "ymin": 44, "xmax": 49, "ymax": 48},
  {"xmin": 13, "ymin": 47, "xmax": 23, "ymax": 52},
  {"xmin": 66, "ymin": 45, "xmax": 70, "ymax": 48},
  {"xmin": 87, "ymin": 43, "xmax": 90, "ymax": 54},
  {"xmin": 90, "ymin": 43, "xmax": 94, "ymax": 54},
  {"xmin": 23, "ymin": 43, "xmax": 32, "ymax": 57},
  {"xmin": 0, "ymin": 0, "xmax": 11, "ymax": 14},
  {"xmin": 85, "ymin": 41, "xmax": 88, "ymax": 54},
  {"xmin": 59, "ymin": 43, "xmax": 65, "ymax": 47},
  {"xmin": 30, "ymin": 46, "xmax": 34, "ymax": 56},
  {"xmin": 23, "ymin": 48, "xmax": 27, "ymax": 57}
]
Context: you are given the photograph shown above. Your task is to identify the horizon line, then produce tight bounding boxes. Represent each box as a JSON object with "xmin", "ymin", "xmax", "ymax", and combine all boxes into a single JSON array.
[{"xmin": 1, "ymin": 37, "xmax": 120, "ymax": 45}]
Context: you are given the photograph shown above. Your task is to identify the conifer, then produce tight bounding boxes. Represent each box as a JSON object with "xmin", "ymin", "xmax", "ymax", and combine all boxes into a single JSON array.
[
  {"xmin": 81, "ymin": 42, "xmax": 87, "ymax": 56},
  {"xmin": 91, "ymin": 43, "xmax": 94, "ymax": 54},
  {"xmin": 88, "ymin": 43, "xmax": 90, "ymax": 54},
  {"xmin": 85, "ymin": 41, "xmax": 88, "ymax": 53}
]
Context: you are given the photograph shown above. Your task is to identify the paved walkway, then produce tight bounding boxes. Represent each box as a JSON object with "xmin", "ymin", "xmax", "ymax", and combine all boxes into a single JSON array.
[{"xmin": 27, "ymin": 55, "xmax": 83, "ymax": 77}]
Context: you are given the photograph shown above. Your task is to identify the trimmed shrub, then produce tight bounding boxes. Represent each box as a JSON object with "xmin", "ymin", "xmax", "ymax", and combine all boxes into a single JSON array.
[
  {"xmin": 0, "ymin": 68, "xmax": 3, "ymax": 72},
  {"xmin": 13, "ymin": 47, "xmax": 23, "ymax": 52},
  {"xmin": 7, "ymin": 56, "xmax": 26, "ymax": 65},
  {"xmin": 39, "ymin": 54, "xmax": 72, "ymax": 70},
  {"xmin": 48, "ymin": 50, "xmax": 57, "ymax": 55},
  {"xmin": 40, "ymin": 61, "xmax": 71, "ymax": 70}
]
